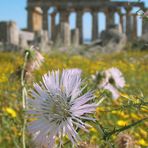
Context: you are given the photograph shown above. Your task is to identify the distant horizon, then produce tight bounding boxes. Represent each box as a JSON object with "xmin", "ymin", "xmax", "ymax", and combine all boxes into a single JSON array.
[{"xmin": 0, "ymin": 0, "xmax": 147, "ymax": 39}]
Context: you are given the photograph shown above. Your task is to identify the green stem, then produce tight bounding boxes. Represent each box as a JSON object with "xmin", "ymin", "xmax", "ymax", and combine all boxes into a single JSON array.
[
  {"xmin": 105, "ymin": 117, "xmax": 148, "ymax": 140},
  {"xmin": 21, "ymin": 51, "xmax": 29, "ymax": 109},
  {"xmin": 22, "ymin": 118, "xmax": 27, "ymax": 148},
  {"xmin": 21, "ymin": 51, "xmax": 29, "ymax": 148},
  {"xmin": 94, "ymin": 122, "xmax": 113, "ymax": 147},
  {"xmin": 100, "ymin": 101, "xmax": 148, "ymax": 112},
  {"xmin": 97, "ymin": 117, "xmax": 148, "ymax": 141}
]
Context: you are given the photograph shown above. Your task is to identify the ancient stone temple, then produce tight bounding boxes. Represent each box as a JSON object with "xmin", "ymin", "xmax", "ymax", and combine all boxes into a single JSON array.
[{"xmin": 26, "ymin": 0, "xmax": 147, "ymax": 44}]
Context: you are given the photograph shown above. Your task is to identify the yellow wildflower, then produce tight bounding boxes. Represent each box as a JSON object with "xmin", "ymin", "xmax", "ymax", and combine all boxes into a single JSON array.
[
  {"xmin": 117, "ymin": 120, "xmax": 128, "ymax": 126},
  {"xmin": 130, "ymin": 64, "xmax": 135, "ymax": 71},
  {"xmin": 120, "ymin": 93, "xmax": 130, "ymax": 99},
  {"xmin": 18, "ymin": 132, "xmax": 22, "ymax": 136},
  {"xmin": 0, "ymin": 74, "xmax": 8, "ymax": 83},
  {"xmin": 134, "ymin": 132, "xmax": 140, "ymax": 138},
  {"xmin": 4, "ymin": 107, "xmax": 17, "ymax": 118},
  {"xmin": 118, "ymin": 111, "xmax": 129, "ymax": 118},
  {"xmin": 96, "ymin": 107, "xmax": 105, "ymax": 112},
  {"xmin": 112, "ymin": 110, "xmax": 117, "ymax": 114},
  {"xmin": 137, "ymin": 139, "xmax": 148, "ymax": 146},
  {"xmin": 131, "ymin": 113, "xmax": 140, "ymax": 120},
  {"xmin": 95, "ymin": 91, "xmax": 100, "ymax": 97},
  {"xmin": 90, "ymin": 136, "xmax": 97, "ymax": 144},
  {"xmin": 89, "ymin": 127, "xmax": 97, "ymax": 133},
  {"xmin": 141, "ymin": 108, "xmax": 148, "ymax": 113},
  {"xmin": 112, "ymin": 111, "xmax": 129, "ymax": 118},
  {"xmin": 139, "ymin": 128, "xmax": 147, "ymax": 138}
]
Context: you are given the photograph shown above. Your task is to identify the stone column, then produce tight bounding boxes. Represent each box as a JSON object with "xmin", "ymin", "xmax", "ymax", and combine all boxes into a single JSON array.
[
  {"xmin": 104, "ymin": 9, "xmax": 108, "ymax": 29},
  {"xmin": 71, "ymin": 28, "xmax": 79, "ymax": 47},
  {"xmin": 41, "ymin": 6, "xmax": 49, "ymax": 42},
  {"xmin": 105, "ymin": 8, "xmax": 115, "ymax": 29},
  {"xmin": 132, "ymin": 14, "xmax": 137, "ymax": 39},
  {"xmin": 27, "ymin": 6, "xmax": 43, "ymax": 32},
  {"xmin": 51, "ymin": 12, "xmax": 56, "ymax": 41},
  {"xmin": 42, "ymin": 6, "xmax": 49, "ymax": 31},
  {"xmin": 76, "ymin": 10, "xmax": 83, "ymax": 44},
  {"xmin": 92, "ymin": 10, "xmax": 99, "ymax": 41},
  {"xmin": 119, "ymin": 14, "xmax": 124, "ymax": 33},
  {"xmin": 65, "ymin": 11, "xmax": 69, "ymax": 23},
  {"xmin": 60, "ymin": 10, "xmax": 69, "ymax": 23},
  {"xmin": 142, "ymin": 10, "xmax": 148, "ymax": 35},
  {"xmin": 60, "ymin": 11, "xmax": 65, "ymax": 23},
  {"xmin": 125, "ymin": 7, "xmax": 132, "ymax": 39},
  {"xmin": 142, "ymin": 20, "xmax": 148, "ymax": 35},
  {"xmin": 27, "ymin": 7, "xmax": 34, "ymax": 31},
  {"xmin": 60, "ymin": 22, "xmax": 71, "ymax": 47}
]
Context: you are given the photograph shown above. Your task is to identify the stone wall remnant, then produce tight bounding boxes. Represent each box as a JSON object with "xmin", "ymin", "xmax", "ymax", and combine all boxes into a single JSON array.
[
  {"xmin": 0, "ymin": 21, "xmax": 19, "ymax": 46},
  {"xmin": 19, "ymin": 31, "xmax": 34, "ymax": 49}
]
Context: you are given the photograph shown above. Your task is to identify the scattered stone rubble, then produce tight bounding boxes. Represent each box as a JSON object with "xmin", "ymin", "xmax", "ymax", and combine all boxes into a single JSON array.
[
  {"xmin": 88, "ymin": 25, "xmax": 127, "ymax": 53},
  {"xmin": 0, "ymin": 20, "xmax": 147, "ymax": 52}
]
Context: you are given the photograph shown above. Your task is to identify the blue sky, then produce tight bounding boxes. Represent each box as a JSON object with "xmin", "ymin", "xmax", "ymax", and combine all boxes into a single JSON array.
[{"xmin": 0, "ymin": 0, "xmax": 147, "ymax": 39}]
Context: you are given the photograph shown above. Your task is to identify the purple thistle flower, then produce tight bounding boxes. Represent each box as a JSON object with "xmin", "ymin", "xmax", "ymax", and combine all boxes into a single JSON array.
[{"xmin": 27, "ymin": 69, "xmax": 98, "ymax": 147}]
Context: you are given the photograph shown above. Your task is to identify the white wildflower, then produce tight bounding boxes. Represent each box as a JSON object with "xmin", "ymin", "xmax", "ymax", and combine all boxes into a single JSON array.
[
  {"xmin": 104, "ymin": 83, "xmax": 120, "ymax": 100},
  {"xmin": 105, "ymin": 67, "xmax": 125, "ymax": 88},
  {"xmin": 97, "ymin": 68, "xmax": 125, "ymax": 100}
]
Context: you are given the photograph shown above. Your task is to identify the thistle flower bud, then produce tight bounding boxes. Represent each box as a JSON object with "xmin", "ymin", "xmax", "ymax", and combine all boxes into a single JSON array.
[
  {"xmin": 25, "ymin": 46, "xmax": 44, "ymax": 72},
  {"xmin": 116, "ymin": 133, "xmax": 134, "ymax": 148}
]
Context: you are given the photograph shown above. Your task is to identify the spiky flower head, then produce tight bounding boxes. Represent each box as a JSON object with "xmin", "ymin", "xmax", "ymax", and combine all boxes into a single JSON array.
[{"xmin": 27, "ymin": 69, "xmax": 98, "ymax": 147}]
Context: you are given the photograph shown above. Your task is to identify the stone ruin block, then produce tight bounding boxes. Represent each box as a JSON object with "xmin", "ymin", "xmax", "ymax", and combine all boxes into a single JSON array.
[
  {"xmin": 60, "ymin": 22, "xmax": 71, "ymax": 47},
  {"xmin": 54, "ymin": 23, "xmax": 71, "ymax": 48},
  {"xmin": 35, "ymin": 30, "xmax": 50, "ymax": 51},
  {"xmin": 0, "ymin": 21, "xmax": 19, "ymax": 46},
  {"xmin": 0, "ymin": 41, "xmax": 3, "ymax": 51},
  {"xmin": 19, "ymin": 31, "xmax": 34, "ymax": 49},
  {"xmin": 71, "ymin": 28, "xmax": 79, "ymax": 47}
]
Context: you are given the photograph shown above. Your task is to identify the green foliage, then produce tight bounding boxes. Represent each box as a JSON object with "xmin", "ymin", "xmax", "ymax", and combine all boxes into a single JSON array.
[{"xmin": 0, "ymin": 50, "xmax": 148, "ymax": 147}]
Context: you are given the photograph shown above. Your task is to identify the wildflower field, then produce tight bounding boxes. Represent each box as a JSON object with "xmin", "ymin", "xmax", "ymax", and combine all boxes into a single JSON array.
[{"xmin": 0, "ymin": 50, "xmax": 148, "ymax": 148}]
